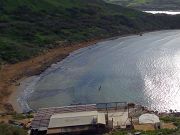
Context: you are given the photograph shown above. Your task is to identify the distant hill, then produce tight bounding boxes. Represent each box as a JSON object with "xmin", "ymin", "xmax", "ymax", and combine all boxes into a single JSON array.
[
  {"xmin": 105, "ymin": 0, "xmax": 180, "ymax": 10},
  {"xmin": 0, "ymin": 0, "xmax": 180, "ymax": 63}
]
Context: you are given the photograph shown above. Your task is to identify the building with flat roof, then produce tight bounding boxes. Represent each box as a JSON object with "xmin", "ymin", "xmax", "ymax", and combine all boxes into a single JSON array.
[{"xmin": 47, "ymin": 111, "xmax": 106, "ymax": 134}]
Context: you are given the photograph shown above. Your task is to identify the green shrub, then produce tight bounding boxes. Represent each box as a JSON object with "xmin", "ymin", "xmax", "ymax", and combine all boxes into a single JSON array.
[
  {"xmin": 1, "ymin": 0, "xmax": 180, "ymax": 64},
  {"xmin": 0, "ymin": 123, "xmax": 27, "ymax": 135},
  {"xmin": 12, "ymin": 113, "xmax": 34, "ymax": 120},
  {"xmin": 160, "ymin": 116, "xmax": 180, "ymax": 127}
]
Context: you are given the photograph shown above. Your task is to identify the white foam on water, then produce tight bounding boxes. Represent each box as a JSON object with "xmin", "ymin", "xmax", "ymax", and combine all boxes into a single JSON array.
[{"xmin": 144, "ymin": 11, "xmax": 180, "ymax": 15}]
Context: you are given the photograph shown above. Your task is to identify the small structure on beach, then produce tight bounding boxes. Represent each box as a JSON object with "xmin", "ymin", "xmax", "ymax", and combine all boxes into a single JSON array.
[
  {"xmin": 134, "ymin": 113, "xmax": 160, "ymax": 131},
  {"xmin": 139, "ymin": 113, "xmax": 160, "ymax": 124},
  {"xmin": 47, "ymin": 111, "xmax": 106, "ymax": 134}
]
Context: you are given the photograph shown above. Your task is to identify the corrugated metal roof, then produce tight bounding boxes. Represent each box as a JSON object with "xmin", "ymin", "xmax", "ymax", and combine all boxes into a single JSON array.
[{"xmin": 48, "ymin": 111, "xmax": 106, "ymax": 128}]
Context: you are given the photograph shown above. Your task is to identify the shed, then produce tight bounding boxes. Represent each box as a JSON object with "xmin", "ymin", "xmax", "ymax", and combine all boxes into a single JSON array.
[
  {"xmin": 47, "ymin": 111, "xmax": 106, "ymax": 134},
  {"xmin": 139, "ymin": 113, "xmax": 160, "ymax": 124}
]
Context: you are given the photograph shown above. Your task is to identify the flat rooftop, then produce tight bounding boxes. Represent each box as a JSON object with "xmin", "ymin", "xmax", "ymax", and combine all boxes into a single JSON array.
[{"xmin": 48, "ymin": 111, "xmax": 106, "ymax": 128}]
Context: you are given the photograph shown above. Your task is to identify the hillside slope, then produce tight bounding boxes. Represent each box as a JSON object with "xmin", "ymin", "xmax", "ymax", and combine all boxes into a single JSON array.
[
  {"xmin": 0, "ymin": 0, "xmax": 180, "ymax": 64},
  {"xmin": 105, "ymin": 0, "xmax": 180, "ymax": 10}
]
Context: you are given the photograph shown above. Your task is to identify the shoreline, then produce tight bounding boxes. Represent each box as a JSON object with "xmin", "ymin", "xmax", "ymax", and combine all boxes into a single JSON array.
[
  {"xmin": 1, "ymin": 38, "xmax": 105, "ymax": 113},
  {"xmin": 6, "ymin": 33, "xmax": 138, "ymax": 113},
  {"xmin": 8, "ymin": 78, "xmax": 25, "ymax": 113},
  {"xmin": 2, "ymin": 30, "xmax": 175, "ymax": 113}
]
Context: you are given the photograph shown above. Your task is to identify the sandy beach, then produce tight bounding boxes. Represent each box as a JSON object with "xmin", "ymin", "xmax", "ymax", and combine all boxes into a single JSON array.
[
  {"xmin": 0, "ymin": 38, "xmax": 104, "ymax": 113},
  {"xmin": 8, "ymin": 78, "xmax": 25, "ymax": 113}
]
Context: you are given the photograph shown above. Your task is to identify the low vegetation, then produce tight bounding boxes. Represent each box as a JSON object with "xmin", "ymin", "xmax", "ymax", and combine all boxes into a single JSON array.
[
  {"xmin": 109, "ymin": 129, "xmax": 176, "ymax": 135},
  {"xmin": 1, "ymin": 0, "xmax": 180, "ymax": 64},
  {"xmin": 0, "ymin": 123, "xmax": 27, "ymax": 135},
  {"xmin": 12, "ymin": 113, "xmax": 33, "ymax": 120}
]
